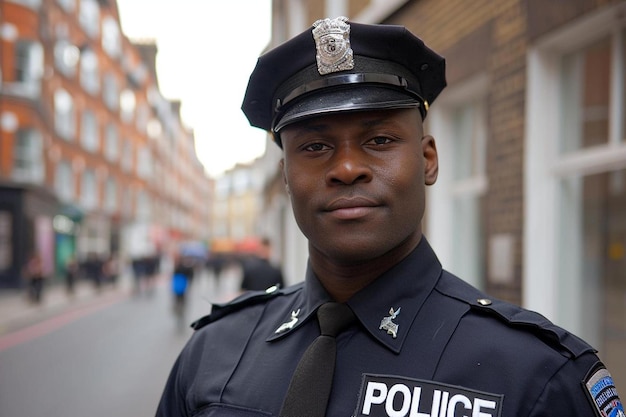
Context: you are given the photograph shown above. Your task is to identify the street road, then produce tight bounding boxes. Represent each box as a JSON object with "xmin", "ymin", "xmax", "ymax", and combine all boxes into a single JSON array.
[{"xmin": 0, "ymin": 269, "xmax": 240, "ymax": 417}]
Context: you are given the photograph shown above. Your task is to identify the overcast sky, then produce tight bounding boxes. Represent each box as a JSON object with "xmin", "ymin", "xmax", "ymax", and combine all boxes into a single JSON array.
[{"xmin": 116, "ymin": 0, "xmax": 272, "ymax": 177}]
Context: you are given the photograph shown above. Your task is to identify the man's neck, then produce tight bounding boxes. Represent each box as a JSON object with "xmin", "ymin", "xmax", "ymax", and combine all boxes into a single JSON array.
[{"xmin": 308, "ymin": 236, "xmax": 422, "ymax": 302}]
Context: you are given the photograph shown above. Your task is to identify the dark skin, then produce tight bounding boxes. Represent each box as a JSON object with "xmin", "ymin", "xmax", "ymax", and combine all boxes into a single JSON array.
[{"xmin": 280, "ymin": 107, "xmax": 439, "ymax": 302}]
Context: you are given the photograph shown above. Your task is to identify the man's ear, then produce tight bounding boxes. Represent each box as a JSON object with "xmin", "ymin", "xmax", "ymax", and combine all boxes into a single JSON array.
[
  {"xmin": 422, "ymin": 135, "xmax": 439, "ymax": 185},
  {"xmin": 279, "ymin": 159, "xmax": 289, "ymax": 194}
]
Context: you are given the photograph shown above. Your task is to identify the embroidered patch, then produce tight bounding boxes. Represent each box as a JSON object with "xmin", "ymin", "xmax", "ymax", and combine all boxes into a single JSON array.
[
  {"xmin": 354, "ymin": 374, "xmax": 503, "ymax": 417},
  {"xmin": 584, "ymin": 364, "xmax": 624, "ymax": 417}
]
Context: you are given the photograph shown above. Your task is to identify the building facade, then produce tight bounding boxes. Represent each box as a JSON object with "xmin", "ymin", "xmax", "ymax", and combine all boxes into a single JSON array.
[
  {"xmin": 260, "ymin": 0, "xmax": 626, "ymax": 388},
  {"xmin": 0, "ymin": 0, "xmax": 212, "ymax": 288},
  {"xmin": 210, "ymin": 158, "xmax": 265, "ymax": 247}
]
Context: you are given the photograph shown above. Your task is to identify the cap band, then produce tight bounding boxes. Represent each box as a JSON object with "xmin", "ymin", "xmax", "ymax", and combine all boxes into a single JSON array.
[{"xmin": 277, "ymin": 73, "xmax": 419, "ymax": 111}]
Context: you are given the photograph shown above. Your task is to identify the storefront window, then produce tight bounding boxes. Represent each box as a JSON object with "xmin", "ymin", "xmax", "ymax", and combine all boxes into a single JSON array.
[
  {"xmin": 526, "ymin": 4, "xmax": 626, "ymax": 393},
  {"xmin": 558, "ymin": 168, "xmax": 626, "ymax": 389}
]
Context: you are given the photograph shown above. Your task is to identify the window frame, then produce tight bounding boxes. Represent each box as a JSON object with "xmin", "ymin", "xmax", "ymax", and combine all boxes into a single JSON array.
[{"xmin": 524, "ymin": 4, "xmax": 626, "ymax": 323}]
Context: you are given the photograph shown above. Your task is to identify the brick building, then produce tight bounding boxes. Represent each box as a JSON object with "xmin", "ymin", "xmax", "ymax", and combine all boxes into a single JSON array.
[
  {"xmin": 0, "ymin": 0, "xmax": 211, "ymax": 288},
  {"xmin": 258, "ymin": 0, "xmax": 626, "ymax": 388}
]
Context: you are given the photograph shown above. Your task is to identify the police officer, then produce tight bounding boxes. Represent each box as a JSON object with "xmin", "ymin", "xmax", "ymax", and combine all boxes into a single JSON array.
[{"xmin": 156, "ymin": 17, "xmax": 623, "ymax": 417}]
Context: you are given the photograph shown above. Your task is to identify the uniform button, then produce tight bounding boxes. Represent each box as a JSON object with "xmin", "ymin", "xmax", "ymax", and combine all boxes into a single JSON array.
[
  {"xmin": 477, "ymin": 298, "xmax": 492, "ymax": 306},
  {"xmin": 265, "ymin": 285, "xmax": 279, "ymax": 293}
]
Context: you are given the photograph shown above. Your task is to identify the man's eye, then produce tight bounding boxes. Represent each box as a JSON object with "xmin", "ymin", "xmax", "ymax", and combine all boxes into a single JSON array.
[
  {"xmin": 304, "ymin": 143, "xmax": 328, "ymax": 152},
  {"xmin": 369, "ymin": 136, "xmax": 392, "ymax": 145}
]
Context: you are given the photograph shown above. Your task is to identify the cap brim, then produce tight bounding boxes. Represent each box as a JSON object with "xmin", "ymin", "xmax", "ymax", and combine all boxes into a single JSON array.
[{"xmin": 273, "ymin": 86, "xmax": 421, "ymax": 132}]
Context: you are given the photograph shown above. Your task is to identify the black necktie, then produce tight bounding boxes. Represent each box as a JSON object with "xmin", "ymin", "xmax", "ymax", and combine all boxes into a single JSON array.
[{"xmin": 279, "ymin": 302, "xmax": 356, "ymax": 417}]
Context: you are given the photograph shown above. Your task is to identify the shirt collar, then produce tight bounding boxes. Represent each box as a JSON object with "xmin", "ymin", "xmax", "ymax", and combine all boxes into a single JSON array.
[
  {"xmin": 347, "ymin": 237, "xmax": 442, "ymax": 353},
  {"xmin": 267, "ymin": 237, "xmax": 442, "ymax": 353}
]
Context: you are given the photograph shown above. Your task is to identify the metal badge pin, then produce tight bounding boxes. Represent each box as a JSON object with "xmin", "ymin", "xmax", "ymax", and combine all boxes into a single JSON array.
[
  {"xmin": 312, "ymin": 16, "xmax": 354, "ymax": 75},
  {"xmin": 275, "ymin": 309, "xmax": 301, "ymax": 334},
  {"xmin": 379, "ymin": 307, "xmax": 401, "ymax": 338}
]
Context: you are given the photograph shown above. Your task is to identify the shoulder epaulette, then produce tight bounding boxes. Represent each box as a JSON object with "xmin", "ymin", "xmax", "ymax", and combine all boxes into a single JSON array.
[
  {"xmin": 436, "ymin": 271, "xmax": 595, "ymax": 359},
  {"xmin": 191, "ymin": 283, "xmax": 303, "ymax": 330}
]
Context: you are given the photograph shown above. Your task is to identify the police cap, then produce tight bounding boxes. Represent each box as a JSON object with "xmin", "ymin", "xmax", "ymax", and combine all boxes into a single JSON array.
[{"xmin": 241, "ymin": 17, "xmax": 446, "ymax": 144}]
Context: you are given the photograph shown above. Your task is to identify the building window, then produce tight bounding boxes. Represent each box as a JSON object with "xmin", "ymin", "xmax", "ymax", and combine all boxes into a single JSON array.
[
  {"xmin": 104, "ymin": 123, "xmax": 119, "ymax": 162},
  {"xmin": 555, "ymin": 30, "xmax": 626, "ymax": 386},
  {"xmin": 12, "ymin": 128, "xmax": 44, "ymax": 184},
  {"xmin": 14, "ymin": 40, "xmax": 43, "ymax": 83},
  {"xmin": 101, "ymin": 16, "xmax": 121, "ymax": 58},
  {"xmin": 103, "ymin": 73, "xmax": 119, "ymax": 111},
  {"xmin": 79, "ymin": 0, "xmax": 100, "ymax": 38},
  {"xmin": 120, "ymin": 89, "xmax": 136, "ymax": 123},
  {"xmin": 121, "ymin": 186, "xmax": 132, "ymax": 217},
  {"xmin": 56, "ymin": 0, "xmax": 75, "ymax": 12},
  {"xmin": 449, "ymin": 100, "xmax": 487, "ymax": 287},
  {"xmin": 104, "ymin": 177, "xmax": 117, "ymax": 213},
  {"xmin": 426, "ymin": 75, "xmax": 488, "ymax": 290},
  {"xmin": 55, "ymin": 89, "xmax": 75, "ymax": 140},
  {"xmin": 55, "ymin": 160, "xmax": 74, "ymax": 201},
  {"xmin": 559, "ymin": 37, "xmax": 611, "ymax": 154},
  {"xmin": 136, "ymin": 190, "xmax": 151, "ymax": 220},
  {"xmin": 121, "ymin": 140, "xmax": 133, "ymax": 173},
  {"xmin": 137, "ymin": 145, "xmax": 152, "ymax": 179},
  {"xmin": 81, "ymin": 109, "xmax": 99, "ymax": 152},
  {"xmin": 9, "ymin": 0, "xmax": 41, "ymax": 9},
  {"xmin": 134, "ymin": 103, "xmax": 149, "ymax": 133},
  {"xmin": 80, "ymin": 49, "xmax": 99, "ymax": 95},
  {"xmin": 80, "ymin": 168, "xmax": 97, "ymax": 209},
  {"xmin": 526, "ymin": 7, "xmax": 626, "ymax": 389},
  {"xmin": 54, "ymin": 40, "xmax": 80, "ymax": 77}
]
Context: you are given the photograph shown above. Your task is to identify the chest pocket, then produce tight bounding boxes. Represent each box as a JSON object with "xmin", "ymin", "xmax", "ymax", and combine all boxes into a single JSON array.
[{"xmin": 193, "ymin": 403, "xmax": 273, "ymax": 417}]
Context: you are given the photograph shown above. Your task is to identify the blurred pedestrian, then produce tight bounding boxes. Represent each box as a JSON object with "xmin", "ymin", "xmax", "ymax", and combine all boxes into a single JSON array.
[
  {"xmin": 131, "ymin": 257, "xmax": 145, "ymax": 295},
  {"xmin": 239, "ymin": 238, "xmax": 284, "ymax": 292},
  {"xmin": 103, "ymin": 253, "xmax": 120, "ymax": 286},
  {"xmin": 65, "ymin": 255, "xmax": 79, "ymax": 295},
  {"xmin": 23, "ymin": 253, "xmax": 46, "ymax": 304},
  {"xmin": 83, "ymin": 252, "xmax": 104, "ymax": 291},
  {"xmin": 205, "ymin": 252, "xmax": 225, "ymax": 281},
  {"xmin": 144, "ymin": 254, "xmax": 161, "ymax": 295},
  {"xmin": 171, "ymin": 254, "xmax": 195, "ymax": 329}
]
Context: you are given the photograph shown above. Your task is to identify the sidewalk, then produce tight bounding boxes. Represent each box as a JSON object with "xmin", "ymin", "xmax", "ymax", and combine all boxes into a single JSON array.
[{"xmin": 0, "ymin": 276, "xmax": 133, "ymax": 337}]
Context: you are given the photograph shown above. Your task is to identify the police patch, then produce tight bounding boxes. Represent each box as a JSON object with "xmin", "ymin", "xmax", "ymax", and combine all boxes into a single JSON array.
[
  {"xmin": 354, "ymin": 374, "xmax": 503, "ymax": 417},
  {"xmin": 584, "ymin": 364, "xmax": 625, "ymax": 417}
]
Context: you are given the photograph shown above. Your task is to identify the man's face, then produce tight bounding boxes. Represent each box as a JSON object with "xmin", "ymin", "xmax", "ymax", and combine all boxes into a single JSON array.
[{"xmin": 280, "ymin": 108, "xmax": 438, "ymax": 264}]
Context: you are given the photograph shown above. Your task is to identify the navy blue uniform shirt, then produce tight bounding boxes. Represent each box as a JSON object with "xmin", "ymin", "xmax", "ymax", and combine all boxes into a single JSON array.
[{"xmin": 156, "ymin": 238, "xmax": 622, "ymax": 417}]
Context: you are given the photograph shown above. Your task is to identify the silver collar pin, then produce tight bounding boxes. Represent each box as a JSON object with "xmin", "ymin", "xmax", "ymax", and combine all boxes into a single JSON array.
[
  {"xmin": 379, "ymin": 307, "xmax": 401, "ymax": 338},
  {"xmin": 275, "ymin": 309, "xmax": 301, "ymax": 334}
]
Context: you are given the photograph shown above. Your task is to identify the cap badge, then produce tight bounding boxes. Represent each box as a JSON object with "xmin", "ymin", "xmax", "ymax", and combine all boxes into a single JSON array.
[
  {"xmin": 379, "ymin": 307, "xmax": 401, "ymax": 338},
  {"xmin": 275, "ymin": 309, "xmax": 301, "ymax": 334},
  {"xmin": 312, "ymin": 16, "xmax": 354, "ymax": 75}
]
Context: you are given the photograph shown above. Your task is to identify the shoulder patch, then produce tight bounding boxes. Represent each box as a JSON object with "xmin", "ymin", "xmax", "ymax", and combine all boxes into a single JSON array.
[
  {"xmin": 191, "ymin": 283, "xmax": 302, "ymax": 330},
  {"xmin": 583, "ymin": 362, "xmax": 624, "ymax": 417}
]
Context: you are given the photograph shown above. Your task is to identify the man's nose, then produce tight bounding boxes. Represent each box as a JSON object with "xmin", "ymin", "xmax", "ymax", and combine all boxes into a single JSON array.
[{"xmin": 325, "ymin": 145, "xmax": 373, "ymax": 185}]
